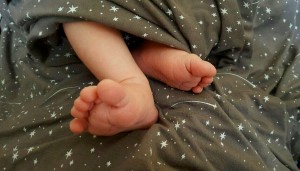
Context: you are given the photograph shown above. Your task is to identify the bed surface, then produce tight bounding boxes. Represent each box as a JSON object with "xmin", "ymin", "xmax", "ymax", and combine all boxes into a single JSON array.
[{"xmin": 0, "ymin": 0, "xmax": 299, "ymax": 170}]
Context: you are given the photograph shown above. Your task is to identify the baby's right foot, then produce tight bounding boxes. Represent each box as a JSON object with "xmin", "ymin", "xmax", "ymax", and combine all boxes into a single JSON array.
[
  {"xmin": 70, "ymin": 78, "xmax": 158, "ymax": 136},
  {"xmin": 133, "ymin": 41, "xmax": 217, "ymax": 93}
]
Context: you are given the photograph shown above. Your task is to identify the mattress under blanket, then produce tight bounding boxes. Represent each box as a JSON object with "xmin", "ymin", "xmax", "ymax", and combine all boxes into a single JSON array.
[{"xmin": 0, "ymin": 0, "xmax": 299, "ymax": 170}]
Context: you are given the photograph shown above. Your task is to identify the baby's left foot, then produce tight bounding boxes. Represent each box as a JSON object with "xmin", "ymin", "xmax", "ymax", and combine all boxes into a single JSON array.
[{"xmin": 133, "ymin": 41, "xmax": 217, "ymax": 93}]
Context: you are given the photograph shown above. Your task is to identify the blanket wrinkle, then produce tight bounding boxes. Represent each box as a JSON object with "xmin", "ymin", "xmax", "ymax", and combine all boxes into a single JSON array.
[{"xmin": 0, "ymin": 0, "xmax": 299, "ymax": 170}]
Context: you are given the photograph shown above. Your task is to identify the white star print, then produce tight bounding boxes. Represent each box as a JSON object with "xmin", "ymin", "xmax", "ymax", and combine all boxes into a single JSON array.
[
  {"xmin": 58, "ymin": 7, "xmax": 64, "ymax": 12},
  {"xmin": 221, "ymin": 8, "xmax": 228, "ymax": 15},
  {"xmin": 175, "ymin": 122, "xmax": 180, "ymax": 130},
  {"xmin": 27, "ymin": 147, "xmax": 34, "ymax": 154},
  {"xmin": 181, "ymin": 154, "xmax": 186, "ymax": 160},
  {"xmin": 133, "ymin": 15, "xmax": 141, "ymax": 20},
  {"xmin": 266, "ymin": 7, "xmax": 271, "ymax": 14},
  {"xmin": 264, "ymin": 96, "xmax": 270, "ymax": 102},
  {"xmin": 12, "ymin": 152, "xmax": 18, "ymax": 162},
  {"xmin": 160, "ymin": 140, "xmax": 168, "ymax": 149},
  {"xmin": 13, "ymin": 146, "xmax": 18, "ymax": 152},
  {"xmin": 142, "ymin": 33, "xmax": 148, "ymax": 37},
  {"xmin": 30, "ymin": 130, "xmax": 36, "ymax": 138},
  {"xmin": 110, "ymin": 6, "xmax": 119, "ymax": 12},
  {"xmin": 220, "ymin": 132, "xmax": 226, "ymax": 141},
  {"xmin": 67, "ymin": 5, "xmax": 78, "ymax": 13},
  {"xmin": 243, "ymin": 2, "xmax": 250, "ymax": 8},
  {"xmin": 51, "ymin": 111, "xmax": 56, "ymax": 118},
  {"xmin": 30, "ymin": 92, "xmax": 34, "ymax": 99},
  {"xmin": 206, "ymin": 120, "xmax": 210, "ymax": 126},
  {"xmin": 264, "ymin": 74, "xmax": 269, "ymax": 80},
  {"xmin": 238, "ymin": 123, "xmax": 244, "ymax": 131},
  {"xmin": 166, "ymin": 9, "xmax": 173, "ymax": 15},
  {"xmin": 113, "ymin": 17, "xmax": 119, "ymax": 21},
  {"xmin": 64, "ymin": 53, "xmax": 72, "ymax": 58},
  {"xmin": 33, "ymin": 158, "xmax": 38, "ymax": 166},
  {"xmin": 65, "ymin": 149, "xmax": 72, "ymax": 159},
  {"xmin": 226, "ymin": 27, "xmax": 232, "ymax": 33},
  {"xmin": 0, "ymin": 1, "xmax": 298, "ymax": 169}
]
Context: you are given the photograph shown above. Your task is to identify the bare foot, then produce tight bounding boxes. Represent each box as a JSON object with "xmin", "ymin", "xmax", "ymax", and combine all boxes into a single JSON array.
[
  {"xmin": 133, "ymin": 41, "xmax": 217, "ymax": 93},
  {"xmin": 70, "ymin": 78, "xmax": 158, "ymax": 136}
]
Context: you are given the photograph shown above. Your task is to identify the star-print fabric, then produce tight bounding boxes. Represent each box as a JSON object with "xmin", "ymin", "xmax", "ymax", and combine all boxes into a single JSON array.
[{"xmin": 0, "ymin": 0, "xmax": 299, "ymax": 170}]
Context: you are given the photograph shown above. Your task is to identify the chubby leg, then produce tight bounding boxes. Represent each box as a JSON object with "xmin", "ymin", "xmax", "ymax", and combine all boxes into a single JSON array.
[
  {"xmin": 133, "ymin": 41, "xmax": 217, "ymax": 93},
  {"xmin": 64, "ymin": 22, "xmax": 158, "ymax": 135},
  {"xmin": 70, "ymin": 78, "xmax": 157, "ymax": 136}
]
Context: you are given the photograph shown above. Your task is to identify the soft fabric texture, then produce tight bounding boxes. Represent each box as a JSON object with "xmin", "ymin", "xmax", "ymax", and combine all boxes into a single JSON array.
[{"xmin": 0, "ymin": 0, "xmax": 299, "ymax": 170}]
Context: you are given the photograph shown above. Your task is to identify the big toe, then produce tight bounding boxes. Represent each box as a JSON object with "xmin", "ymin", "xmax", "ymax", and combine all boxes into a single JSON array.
[
  {"xmin": 96, "ymin": 79, "xmax": 127, "ymax": 107},
  {"xmin": 190, "ymin": 56, "xmax": 217, "ymax": 77}
]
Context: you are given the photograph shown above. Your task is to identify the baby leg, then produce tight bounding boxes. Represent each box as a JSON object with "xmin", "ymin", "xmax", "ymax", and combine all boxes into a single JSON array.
[{"xmin": 64, "ymin": 22, "xmax": 158, "ymax": 136}]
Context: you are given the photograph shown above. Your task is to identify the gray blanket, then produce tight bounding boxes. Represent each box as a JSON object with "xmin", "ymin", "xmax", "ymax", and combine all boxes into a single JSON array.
[{"xmin": 0, "ymin": 0, "xmax": 299, "ymax": 170}]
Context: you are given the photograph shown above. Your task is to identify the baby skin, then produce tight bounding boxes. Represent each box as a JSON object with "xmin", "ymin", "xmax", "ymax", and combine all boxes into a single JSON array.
[{"xmin": 64, "ymin": 22, "xmax": 216, "ymax": 136}]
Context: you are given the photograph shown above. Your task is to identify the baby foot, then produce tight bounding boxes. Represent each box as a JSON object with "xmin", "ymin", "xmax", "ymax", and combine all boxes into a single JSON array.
[
  {"xmin": 70, "ymin": 78, "xmax": 158, "ymax": 136},
  {"xmin": 133, "ymin": 41, "xmax": 217, "ymax": 93}
]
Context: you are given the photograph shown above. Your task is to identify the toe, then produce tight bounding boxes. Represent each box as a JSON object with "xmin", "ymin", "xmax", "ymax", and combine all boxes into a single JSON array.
[
  {"xmin": 70, "ymin": 106, "xmax": 89, "ymax": 119},
  {"xmin": 74, "ymin": 98, "xmax": 93, "ymax": 112},
  {"xmin": 96, "ymin": 79, "xmax": 127, "ymax": 107},
  {"xmin": 196, "ymin": 77, "xmax": 213, "ymax": 90},
  {"xmin": 79, "ymin": 86, "xmax": 98, "ymax": 103},
  {"xmin": 189, "ymin": 56, "xmax": 217, "ymax": 77},
  {"xmin": 192, "ymin": 86, "xmax": 203, "ymax": 94},
  {"xmin": 202, "ymin": 76, "xmax": 214, "ymax": 84},
  {"xmin": 70, "ymin": 118, "xmax": 88, "ymax": 134}
]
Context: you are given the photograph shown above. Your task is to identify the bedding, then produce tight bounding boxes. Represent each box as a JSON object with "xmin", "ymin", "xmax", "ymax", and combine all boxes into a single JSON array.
[{"xmin": 0, "ymin": 0, "xmax": 299, "ymax": 170}]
